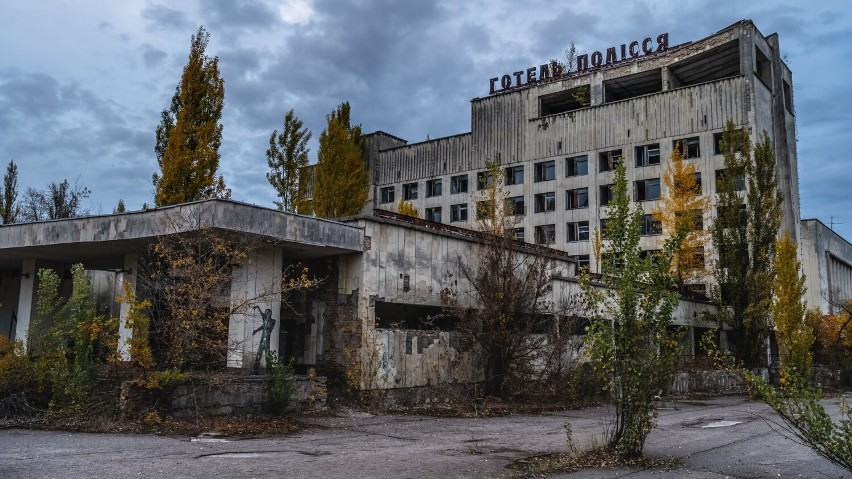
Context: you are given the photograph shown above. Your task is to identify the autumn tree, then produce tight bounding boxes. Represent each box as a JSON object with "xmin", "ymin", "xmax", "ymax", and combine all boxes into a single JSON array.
[
  {"xmin": 653, "ymin": 143, "xmax": 709, "ymax": 294},
  {"xmin": 266, "ymin": 109, "xmax": 311, "ymax": 212},
  {"xmin": 153, "ymin": 26, "xmax": 228, "ymax": 207},
  {"xmin": 114, "ymin": 199, "xmax": 126, "ymax": 213},
  {"xmin": 20, "ymin": 178, "xmax": 91, "ymax": 222},
  {"xmin": 580, "ymin": 161, "xmax": 683, "ymax": 458},
  {"xmin": 396, "ymin": 199, "xmax": 419, "ymax": 218},
  {"xmin": 0, "ymin": 160, "xmax": 18, "ymax": 224},
  {"xmin": 711, "ymin": 121, "xmax": 784, "ymax": 367},
  {"xmin": 442, "ymin": 159, "xmax": 578, "ymax": 398},
  {"xmin": 311, "ymin": 102, "xmax": 368, "ymax": 218},
  {"xmin": 771, "ymin": 233, "xmax": 813, "ymax": 378}
]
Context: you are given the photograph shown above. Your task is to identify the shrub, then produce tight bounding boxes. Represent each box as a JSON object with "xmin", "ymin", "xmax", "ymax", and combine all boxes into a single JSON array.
[{"xmin": 268, "ymin": 354, "xmax": 297, "ymax": 414}]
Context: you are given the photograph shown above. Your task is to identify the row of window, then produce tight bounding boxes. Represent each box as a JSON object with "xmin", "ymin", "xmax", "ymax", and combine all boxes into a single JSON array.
[
  {"xmin": 509, "ymin": 214, "xmax": 666, "ymax": 247},
  {"xmin": 380, "ymin": 167, "xmax": 742, "ymax": 207}
]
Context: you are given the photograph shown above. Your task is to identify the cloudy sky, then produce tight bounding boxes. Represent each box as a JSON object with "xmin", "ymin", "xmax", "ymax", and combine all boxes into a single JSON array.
[{"xmin": 0, "ymin": 1, "xmax": 850, "ymax": 238}]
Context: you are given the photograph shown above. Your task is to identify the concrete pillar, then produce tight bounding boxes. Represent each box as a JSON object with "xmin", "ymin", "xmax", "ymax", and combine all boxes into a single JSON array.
[
  {"xmin": 117, "ymin": 252, "xmax": 138, "ymax": 361},
  {"xmin": 14, "ymin": 259, "xmax": 36, "ymax": 351},
  {"xmin": 227, "ymin": 246, "xmax": 284, "ymax": 369}
]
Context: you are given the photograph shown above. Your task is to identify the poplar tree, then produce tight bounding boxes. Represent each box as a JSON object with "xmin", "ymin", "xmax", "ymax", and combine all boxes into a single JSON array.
[
  {"xmin": 266, "ymin": 109, "xmax": 311, "ymax": 212},
  {"xmin": 771, "ymin": 233, "xmax": 813, "ymax": 378},
  {"xmin": 1, "ymin": 160, "xmax": 18, "ymax": 224},
  {"xmin": 711, "ymin": 121, "xmax": 783, "ymax": 367},
  {"xmin": 653, "ymin": 143, "xmax": 710, "ymax": 294},
  {"xmin": 311, "ymin": 102, "xmax": 368, "ymax": 218},
  {"xmin": 153, "ymin": 26, "xmax": 228, "ymax": 207}
]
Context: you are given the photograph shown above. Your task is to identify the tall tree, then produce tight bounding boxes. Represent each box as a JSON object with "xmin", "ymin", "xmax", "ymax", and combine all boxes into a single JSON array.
[
  {"xmin": 711, "ymin": 121, "xmax": 784, "ymax": 367},
  {"xmin": 653, "ymin": 143, "xmax": 710, "ymax": 294},
  {"xmin": 580, "ymin": 161, "xmax": 683, "ymax": 457},
  {"xmin": 266, "ymin": 109, "xmax": 311, "ymax": 212},
  {"xmin": 20, "ymin": 179, "xmax": 90, "ymax": 222},
  {"xmin": 1, "ymin": 160, "xmax": 19, "ymax": 224},
  {"xmin": 311, "ymin": 102, "xmax": 368, "ymax": 218},
  {"xmin": 771, "ymin": 233, "xmax": 813, "ymax": 378},
  {"xmin": 153, "ymin": 26, "xmax": 228, "ymax": 207}
]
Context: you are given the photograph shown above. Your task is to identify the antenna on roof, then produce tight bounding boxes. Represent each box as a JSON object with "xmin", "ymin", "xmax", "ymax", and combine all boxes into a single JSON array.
[{"xmin": 830, "ymin": 216, "xmax": 843, "ymax": 231}]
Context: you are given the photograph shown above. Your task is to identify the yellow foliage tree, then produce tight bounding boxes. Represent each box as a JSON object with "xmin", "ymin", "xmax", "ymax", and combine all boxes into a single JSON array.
[
  {"xmin": 771, "ymin": 233, "xmax": 814, "ymax": 380},
  {"xmin": 653, "ymin": 143, "xmax": 710, "ymax": 293},
  {"xmin": 154, "ymin": 26, "xmax": 229, "ymax": 206},
  {"xmin": 397, "ymin": 199, "xmax": 419, "ymax": 218},
  {"xmin": 312, "ymin": 102, "xmax": 368, "ymax": 218}
]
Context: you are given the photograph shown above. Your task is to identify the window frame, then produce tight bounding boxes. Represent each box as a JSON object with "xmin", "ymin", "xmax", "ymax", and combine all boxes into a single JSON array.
[
  {"xmin": 450, "ymin": 174, "xmax": 468, "ymax": 194},
  {"xmin": 567, "ymin": 220, "xmax": 590, "ymax": 242},
  {"xmin": 534, "ymin": 160, "xmax": 556, "ymax": 182},
  {"xmin": 635, "ymin": 143, "xmax": 661, "ymax": 167},
  {"xmin": 565, "ymin": 155, "xmax": 588, "ymax": 177},
  {"xmin": 450, "ymin": 203, "xmax": 468, "ymax": 222},
  {"xmin": 566, "ymin": 187, "xmax": 589, "ymax": 210},
  {"xmin": 402, "ymin": 182, "xmax": 418, "ymax": 200},
  {"xmin": 379, "ymin": 186, "xmax": 395, "ymax": 204},
  {"xmin": 534, "ymin": 192, "xmax": 556, "ymax": 213},
  {"xmin": 426, "ymin": 179, "xmax": 442, "ymax": 198},
  {"xmin": 534, "ymin": 224, "xmax": 556, "ymax": 245},
  {"xmin": 673, "ymin": 137, "xmax": 700, "ymax": 159},
  {"xmin": 505, "ymin": 165, "xmax": 524, "ymax": 185},
  {"xmin": 599, "ymin": 149, "xmax": 622, "ymax": 172}
]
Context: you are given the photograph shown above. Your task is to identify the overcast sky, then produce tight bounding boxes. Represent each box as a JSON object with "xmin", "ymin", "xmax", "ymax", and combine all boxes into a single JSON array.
[{"xmin": 0, "ymin": 1, "xmax": 849, "ymax": 238}]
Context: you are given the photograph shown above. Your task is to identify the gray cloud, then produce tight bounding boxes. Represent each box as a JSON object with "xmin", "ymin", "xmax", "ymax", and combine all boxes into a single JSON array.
[
  {"xmin": 142, "ymin": 4, "xmax": 193, "ymax": 31},
  {"xmin": 141, "ymin": 44, "xmax": 168, "ymax": 69}
]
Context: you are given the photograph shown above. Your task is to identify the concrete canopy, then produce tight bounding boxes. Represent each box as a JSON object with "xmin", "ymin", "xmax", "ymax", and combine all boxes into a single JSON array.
[{"xmin": 0, "ymin": 199, "xmax": 364, "ymax": 271}]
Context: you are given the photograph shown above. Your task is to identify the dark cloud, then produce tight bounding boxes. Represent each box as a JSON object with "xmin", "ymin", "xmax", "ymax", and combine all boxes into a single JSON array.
[
  {"xmin": 197, "ymin": 0, "xmax": 277, "ymax": 31},
  {"xmin": 141, "ymin": 44, "xmax": 168, "ymax": 69},
  {"xmin": 142, "ymin": 4, "xmax": 193, "ymax": 31}
]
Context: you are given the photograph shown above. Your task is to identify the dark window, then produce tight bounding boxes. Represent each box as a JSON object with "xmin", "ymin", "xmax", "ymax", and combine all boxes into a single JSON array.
[
  {"xmin": 573, "ymin": 255, "xmax": 590, "ymax": 269},
  {"xmin": 673, "ymin": 137, "xmax": 700, "ymax": 159},
  {"xmin": 783, "ymin": 80, "xmax": 793, "ymax": 114},
  {"xmin": 534, "ymin": 192, "xmax": 556, "ymax": 213},
  {"xmin": 566, "ymin": 155, "xmax": 588, "ymax": 177},
  {"xmin": 599, "ymin": 184, "xmax": 614, "ymax": 206},
  {"xmin": 639, "ymin": 249, "xmax": 662, "ymax": 261},
  {"xmin": 599, "ymin": 149, "xmax": 622, "ymax": 172},
  {"xmin": 566, "ymin": 188, "xmax": 589, "ymax": 209},
  {"xmin": 379, "ymin": 186, "xmax": 395, "ymax": 204},
  {"xmin": 450, "ymin": 203, "xmax": 468, "ymax": 222},
  {"xmin": 567, "ymin": 221, "xmax": 590, "ymax": 242},
  {"xmin": 713, "ymin": 133, "xmax": 723, "ymax": 155},
  {"xmin": 640, "ymin": 214, "xmax": 662, "ymax": 236},
  {"xmin": 755, "ymin": 46, "xmax": 772, "ymax": 89},
  {"xmin": 534, "ymin": 160, "xmax": 556, "ymax": 182},
  {"xmin": 450, "ymin": 175, "xmax": 468, "ymax": 194},
  {"xmin": 426, "ymin": 179, "xmax": 442, "ymax": 197},
  {"xmin": 512, "ymin": 228, "xmax": 525, "ymax": 242},
  {"xmin": 402, "ymin": 182, "xmax": 418, "ymax": 200},
  {"xmin": 505, "ymin": 165, "xmax": 524, "ymax": 185},
  {"xmin": 715, "ymin": 169, "xmax": 745, "ymax": 191},
  {"xmin": 635, "ymin": 144, "xmax": 661, "ymax": 167},
  {"xmin": 425, "ymin": 206, "xmax": 442, "ymax": 223},
  {"xmin": 635, "ymin": 178, "xmax": 661, "ymax": 201},
  {"xmin": 477, "ymin": 171, "xmax": 493, "ymax": 190},
  {"xmin": 508, "ymin": 196, "xmax": 525, "ymax": 216},
  {"xmin": 535, "ymin": 224, "xmax": 556, "ymax": 245}
]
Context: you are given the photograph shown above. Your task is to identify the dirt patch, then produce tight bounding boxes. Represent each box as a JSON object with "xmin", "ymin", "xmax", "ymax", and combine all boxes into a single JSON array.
[{"xmin": 504, "ymin": 449, "xmax": 683, "ymax": 478}]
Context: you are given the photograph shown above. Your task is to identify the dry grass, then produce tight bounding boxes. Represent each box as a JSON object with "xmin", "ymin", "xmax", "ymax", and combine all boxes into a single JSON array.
[{"xmin": 504, "ymin": 448, "xmax": 683, "ymax": 478}]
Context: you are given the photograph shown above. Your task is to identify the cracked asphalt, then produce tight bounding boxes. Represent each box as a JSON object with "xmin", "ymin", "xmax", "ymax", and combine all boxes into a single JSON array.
[{"xmin": 0, "ymin": 395, "xmax": 848, "ymax": 478}]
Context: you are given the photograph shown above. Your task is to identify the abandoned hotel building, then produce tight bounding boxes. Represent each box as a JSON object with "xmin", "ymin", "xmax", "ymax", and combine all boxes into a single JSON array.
[{"xmin": 0, "ymin": 20, "xmax": 850, "ymax": 400}]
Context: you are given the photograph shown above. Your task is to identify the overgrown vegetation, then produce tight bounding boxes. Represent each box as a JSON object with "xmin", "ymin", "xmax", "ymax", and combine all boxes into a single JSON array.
[
  {"xmin": 580, "ymin": 161, "xmax": 684, "ymax": 457},
  {"xmin": 266, "ymin": 109, "xmax": 312, "ymax": 212}
]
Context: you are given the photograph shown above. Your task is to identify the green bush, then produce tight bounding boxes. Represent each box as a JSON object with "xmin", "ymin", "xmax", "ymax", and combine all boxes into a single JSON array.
[{"xmin": 268, "ymin": 354, "xmax": 297, "ymax": 414}]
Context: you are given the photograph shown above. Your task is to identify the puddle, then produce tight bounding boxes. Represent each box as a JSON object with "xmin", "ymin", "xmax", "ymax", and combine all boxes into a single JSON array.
[{"xmin": 701, "ymin": 420, "xmax": 743, "ymax": 428}]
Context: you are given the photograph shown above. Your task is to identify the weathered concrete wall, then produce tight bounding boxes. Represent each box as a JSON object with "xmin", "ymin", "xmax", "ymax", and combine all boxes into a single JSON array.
[
  {"xmin": 372, "ymin": 329, "xmax": 481, "ymax": 389},
  {"xmin": 801, "ymin": 219, "xmax": 852, "ymax": 313}
]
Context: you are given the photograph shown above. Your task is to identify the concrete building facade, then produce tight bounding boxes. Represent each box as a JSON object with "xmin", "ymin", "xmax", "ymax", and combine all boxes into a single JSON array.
[
  {"xmin": 800, "ymin": 219, "xmax": 852, "ymax": 314},
  {"xmin": 362, "ymin": 20, "xmax": 800, "ymax": 295}
]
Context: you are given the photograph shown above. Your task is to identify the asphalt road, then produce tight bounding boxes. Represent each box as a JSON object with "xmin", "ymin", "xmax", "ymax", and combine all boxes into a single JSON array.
[{"xmin": 0, "ymin": 395, "xmax": 848, "ymax": 478}]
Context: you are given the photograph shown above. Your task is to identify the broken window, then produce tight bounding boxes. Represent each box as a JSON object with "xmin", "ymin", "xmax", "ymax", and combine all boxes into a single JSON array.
[
  {"xmin": 477, "ymin": 171, "xmax": 493, "ymax": 190},
  {"xmin": 715, "ymin": 169, "xmax": 745, "ymax": 191},
  {"xmin": 534, "ymin": 160, "xmax": 556, "ymax": 182},
  {"xmin": 534, "ymin": 192, "xmax": 556, "ymax": 213},
  {"xmin": 599, "ymin": 149, "xmax": 622, "ymax": 172},
  {"xmin": 566, "ymin": 188, "xmax": 588, "ymax": 209},
  {"xmin": 450, "ymin": 203, "xmax": 468, "ymax": 222},
  {"xmin": 379, "ymin": 186, "xmax": 395, "ymax": 204},
  {"xmin": 508, "ymin": 195, "xmax": 525, "ymax": 216},
  {"xmin": 535, "ymin": 224, "xmax": 556, "ymax": 245},
  {"xmin": 573, "ymin": 254, "xmax": 590, "ymax": 270},
  {"xmin": 512, "ymin": 227, "xmax": 525, "ymax": 242},
  {"xmin": 450, "ymin": 174, "xmax": 468, "ymax": 194},
  {"xmin": 426, "ymin": 179, "xmax": 442, "ymax": 197},
  {"xmin": 754, "ymin": 46, "xmax": 772, "ymax": 90},
  {"xmin": 599, "ymin": 184, "xmax": 614, "ymax": 206},
  {"xmin": 402, "ymin": 182, "xmax": 418, "ymax": 200},
  {"xmin": 783, "ymin": 80, "xmax": 793, "ymax": 114},
  {"xmin": 425, "ymin": 206, "xmax": 442, "ymax": 223},
  {"xmin": 634, "ymin": 178, "xmax": 661, "ymax": 201},
  {"xmin": 567, "ymin": 221, "xmax": 590, "ymax": 242},
  {"xmin": 505, "ymin": 165, "xmax": 524, "ymax": 185},
  {"xmin": 640, "ymin": 214, "xmax": 662, "ymax": 236},
  {"xmin": 673, "ymin": 137, "xmax": 700, "ymax": 159},
  {"xmin": 539, "ymin": 85, "xmax": 591, "ymax": 116},
  {"xmin": 635, "ymin": 144, "xmax": 661, "ymax": 167},
  {"xmin": 565, "ymin": 155, "xmax": 588, "ymax": 177}
]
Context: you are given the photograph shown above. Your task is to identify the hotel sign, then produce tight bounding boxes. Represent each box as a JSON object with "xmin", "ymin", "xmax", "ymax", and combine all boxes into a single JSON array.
[{"xmin": 488, "ymin": 33, "xmax": 670, "ymax": 95}]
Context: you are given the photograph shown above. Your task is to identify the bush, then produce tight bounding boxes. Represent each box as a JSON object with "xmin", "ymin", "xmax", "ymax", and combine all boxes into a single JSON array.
[
  {"xmin": 0, "ymin": 337, "xmax": 38, "ymax": 401},
  {"xmin": 268, "ymin": 354, "xmax": 297, "ymax": 414}
]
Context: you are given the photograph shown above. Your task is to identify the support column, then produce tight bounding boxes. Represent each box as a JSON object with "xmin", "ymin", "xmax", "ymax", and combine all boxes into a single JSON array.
[
  {"xmin": 14, "ymin": 259, "xmax": 36, "ymax": 351},
  {"xmin": 227, "ymin": 246, "xmax": 284, "ymax": 369},
  {"xmin": 117, "ymin": 252, "xmax": 138, "ymax": 361}
]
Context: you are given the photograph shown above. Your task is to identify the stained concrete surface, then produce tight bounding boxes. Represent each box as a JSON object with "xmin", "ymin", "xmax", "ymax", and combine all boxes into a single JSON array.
[{"xmin": 0, "ymin": 395, "xmax": 848, "ymax": 478}]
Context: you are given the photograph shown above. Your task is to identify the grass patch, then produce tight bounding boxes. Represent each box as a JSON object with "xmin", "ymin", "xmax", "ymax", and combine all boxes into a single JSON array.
[{"xmin": 504, "ymin": 448, "xmax": 683, "ymax": 478}]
